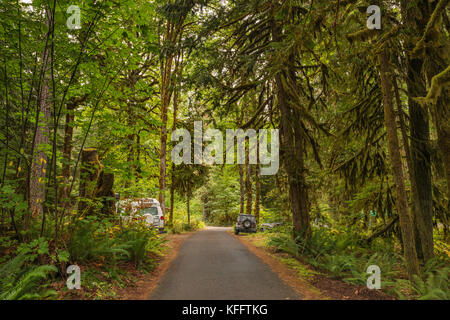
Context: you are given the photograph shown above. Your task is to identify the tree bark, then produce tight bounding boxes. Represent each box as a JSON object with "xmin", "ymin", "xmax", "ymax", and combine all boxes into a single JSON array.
[
  {"xmin": 239, "ymin": 164, "xmax": 245, "ymax": 213},
  {"xmin": 245, "ymin": 141, "xmax": 252, "ymax": 215},
  {"xmin": 169, "ymin": 54, "xmax": 183, "ymax": 225},
  {"xmin": 271, "ymin": 16, "xmax": 310, "ymax": 239},
  {"xmin": 187, "ymin": 184, "xmax": 191, "ymax": 226},
  {"xmin": 400, "ymin": 0, "xmax": 435, "ymax": 261},
  {"xmin": 254, "ymin": 141, "xmax": 261, "ymax": 225},
  {"xmin": 59, "ymin": 97, "xmax": 85, "ymax": 209},
  {"xmin": 29, "ymin": 9, "xmax": 52, "ymax": 220},
  {"xmin": 378, "ymin": 49, "xmax": 420, "ymax": 279},
  {"xmin": 394, "ymin": 78, "xmax": 430, "ymax": 261}
]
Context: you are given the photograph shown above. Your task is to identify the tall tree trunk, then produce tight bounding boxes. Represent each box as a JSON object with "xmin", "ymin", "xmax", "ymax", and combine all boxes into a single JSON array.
[
  {"xmin": 136, "ymin": 132, "xmax": 142, "ymax": 181},
  {"xmin": 29, "ymin": 8, "xmax": 52, "ymax": 220},
  {"xmin": 400, "ymin": 0, "xmax": 435, "ymax": 261},
  {"xmin": 271, "ymin": 15, "xmax": 310, "ymax": 239},
  {"xmin": 245, "ymin": 141, "xmax": 252, "ymax": 215},
  {"xmin": 59, "ymin": 97, "xmax": 84, "ymax": 209},
  {"xmin": 419, "ymin": 0, "xmax": 450, "ymax": 222},
  {"xmin": 158, "ymin": 26, "xmax": 174, "ymax": 217},
  {"xmin": 378, "ymin": 49, "xmax": 420, "ymax": 279},
  {"xmin": 202, "ymin": 194, "xmax": 208, "ymax": 222},
  {"xmin": 187, "ymin": 184, "xmax": 191, "ymax": 226},
  {"xmin": 276, "ymin": 74, "xmax": 310, "ymax": 238},
  {"xmin": 169, "ymin": 54, "xmax": 183, "ymax": 224},
  {"xmin": 239, "ymin": 164, "xmax": 245, "ymax": 213},
  {"xmin": 158, "ymin": 93, "xmax": 169, "ymax": 216},
  {"xmin": 394, "ymin": 78, "xmax": 428, "ymax": 261},
  {"xmin": 169, "ymin": 169, "xmax": 175, "ymax": 224},
  {"xmin": 158, "ymin": 7, "xmax": 189, "ymax": 217},
  {"xmin": 254, "ymin": 141, "xmax": 260, "ymax": 225}
]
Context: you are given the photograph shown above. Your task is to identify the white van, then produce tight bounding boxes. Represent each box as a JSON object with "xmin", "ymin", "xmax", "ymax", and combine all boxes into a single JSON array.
[
  {"xmin": 118, "ymin": 198, "xmax": 165, "ymax": 233},
  {"xmin": 139, "ymin": 198, "xmax": 165, "ymax": 233}
]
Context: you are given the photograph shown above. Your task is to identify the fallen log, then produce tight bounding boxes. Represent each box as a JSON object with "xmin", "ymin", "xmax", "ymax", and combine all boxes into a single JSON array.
[{"xmin": 365, "ymin": 215, "xmax": 399, "ymax": 243}]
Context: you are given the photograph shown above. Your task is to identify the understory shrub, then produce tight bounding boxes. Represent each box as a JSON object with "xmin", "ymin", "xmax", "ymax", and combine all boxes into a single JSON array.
[
  {"xmin": 266, "ymin": 233, "xmax": 300, "ymax": 257},
  {"xmin": 68, "ymin": 217, "xmax": 165, "ymax": 267}
]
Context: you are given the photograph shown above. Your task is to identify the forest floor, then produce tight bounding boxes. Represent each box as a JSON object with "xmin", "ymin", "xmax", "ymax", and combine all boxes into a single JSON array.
[{"xmin": 234, "ymin": 232, "xmax": 396, "ymax": 300}]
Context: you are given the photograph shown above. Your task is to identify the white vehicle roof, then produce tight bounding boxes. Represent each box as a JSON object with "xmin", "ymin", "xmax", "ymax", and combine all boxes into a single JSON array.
[{"xmin": 141, "ymin": 198, "xmax": 160, "ymax": 205}]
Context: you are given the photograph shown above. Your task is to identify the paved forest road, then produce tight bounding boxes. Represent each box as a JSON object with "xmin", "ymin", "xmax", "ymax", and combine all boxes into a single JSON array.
[{"xmin": 148, "ymin": 227, "xmax": 301, "ymax": 300}]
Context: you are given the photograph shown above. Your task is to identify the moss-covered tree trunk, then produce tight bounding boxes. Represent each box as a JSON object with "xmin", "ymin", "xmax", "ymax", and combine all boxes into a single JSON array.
[
  {"xmin": 400, "ymin": 0, "xmax": 435, "ymax": 261},
  {"xmin": 272, "ymin": 18, "xmax": 310, "ymax": 240},
  {"xmin": 378, "ymin": 48, "xmax": 420, "ymax": 279}
]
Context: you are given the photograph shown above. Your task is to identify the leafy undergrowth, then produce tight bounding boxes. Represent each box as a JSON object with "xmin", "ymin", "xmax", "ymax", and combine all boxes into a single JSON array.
[
  {"xmin": 54, "ymin": 261, "xmax": 156, "ymax": 300},
  {"xmin": 242, "ymin": 228, "xmax": 449, "ymax": 300},
  {"xmin": 0, "ymin": 217, "xmax": 169, "ymax": 300}
]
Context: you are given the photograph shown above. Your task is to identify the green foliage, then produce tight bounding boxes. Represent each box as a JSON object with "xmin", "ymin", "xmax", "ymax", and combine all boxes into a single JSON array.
[
  {"xmin": 392, "ymin": 257, "xmax": 450, "ymax": 300},
  {"xmin": 68, "ymin": 217, "xmax": 164, "ymax": 267},
  {"xmin": 117, "ymin": 225, "xmax": 166, "ymax": 267},
  {"xmin": 411, "ymin": 268, "xmax": 449, "ymax": 300},
  {"xmin": 344, "ymin": 251, "xmax": 400, "ymax": 286},
  {"xmin": 0, "ymin": 253, "xmax": 57, "ymax": 300},
  {"xmin": 321, "ymin": 253, "xmax": 358, "ymax": 279},
  {"xmin": 168, "ymin": 207, "xmax": 205, "ymax": 234},
  {"xmin": 266, "ymin": 233, "xmax": 300, "ymax": 257},
  {"xmin": 200, "ymin": 166, "xmax": 241, "ymax": 225},
  {"xmin": 68, "ymin": 220, "xmax": 130, "ymax": 263}
]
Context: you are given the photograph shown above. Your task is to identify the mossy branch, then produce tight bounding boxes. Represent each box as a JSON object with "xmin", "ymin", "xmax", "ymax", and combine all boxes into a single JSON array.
[
  {"xmin": 346, "ymin": 28, "xmax": 379, "ymax": 43},
  {"xmin": 414, "ymin": 65, "xmax": 450, "ymax": 106}
]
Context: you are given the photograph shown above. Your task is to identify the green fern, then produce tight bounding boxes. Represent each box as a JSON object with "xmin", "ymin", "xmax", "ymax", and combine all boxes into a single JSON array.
[
  {"xmin": 0, "ymin": 253, "xmax": 57, "ymax": 300},
  {"xmin": 392, "ymin": 266, "xmax": 449, "ymax": 300},
  {"xmin": 321, "ymin": 253, "xmax": 357, "ymax": 279},
  {"xmin": 266, "ymin": 233, "xmax": 300, "ymax": 257},
  {"xmin": 413, "ymin": 268, "xmax": 449, "ymax": 300}
]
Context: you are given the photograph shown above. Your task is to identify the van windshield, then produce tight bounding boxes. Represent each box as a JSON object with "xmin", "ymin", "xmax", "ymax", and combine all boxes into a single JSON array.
[{"xmin": 141, "ymin": 207, "xmax": 159, "ymax": 215}]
